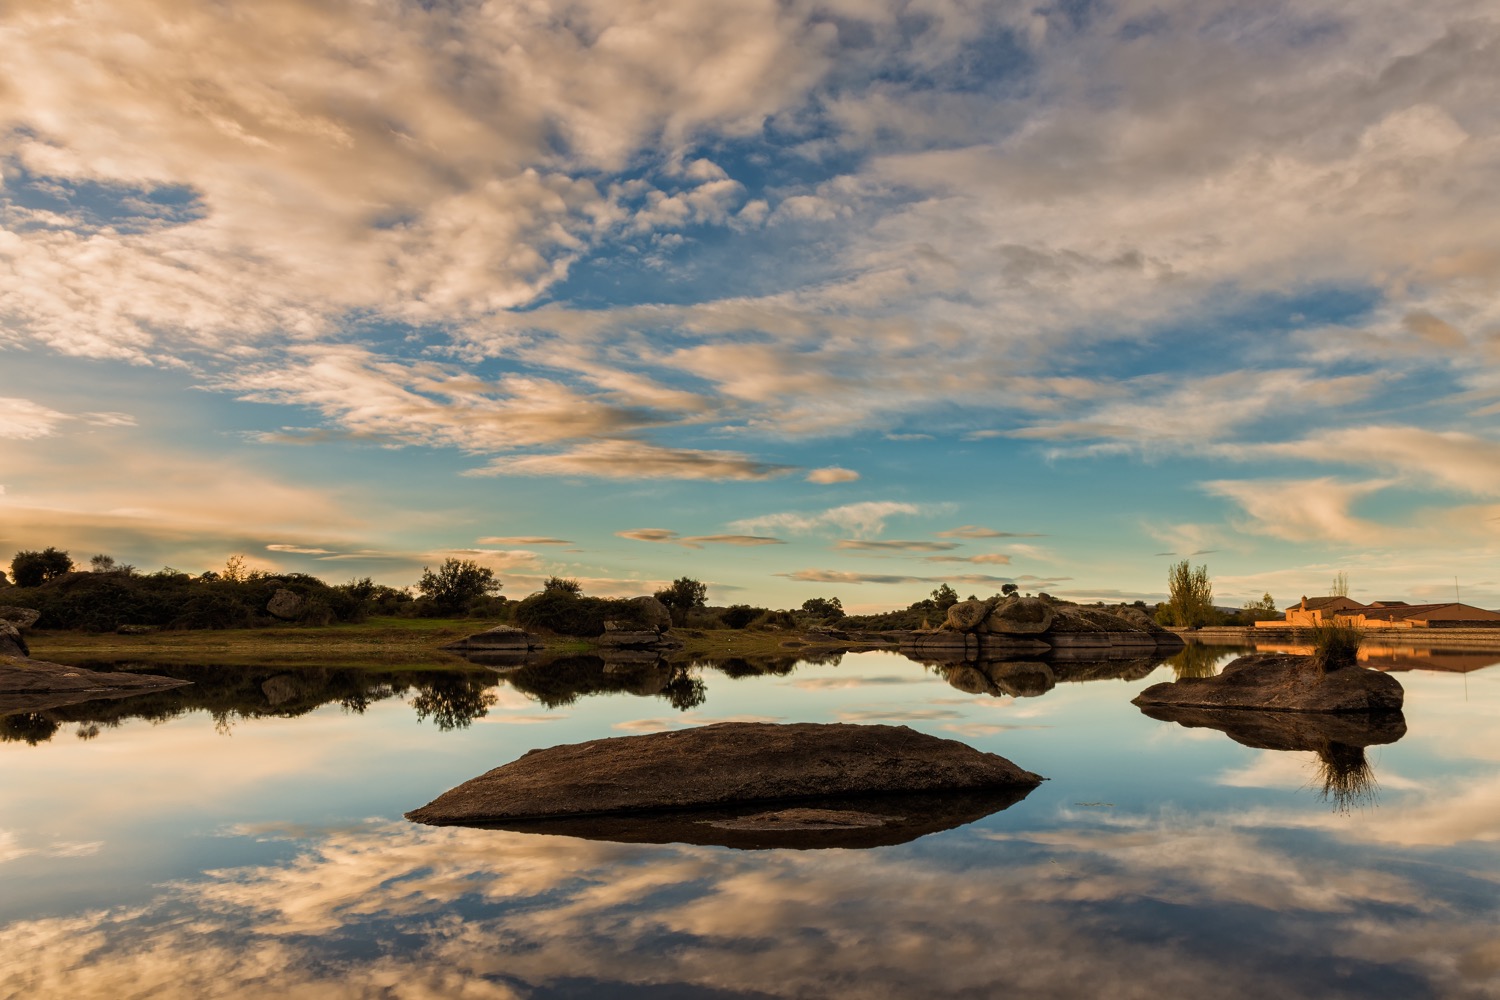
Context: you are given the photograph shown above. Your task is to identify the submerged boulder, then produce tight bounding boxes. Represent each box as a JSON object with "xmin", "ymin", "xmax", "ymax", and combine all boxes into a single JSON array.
[
  {"xmin": 407, "ymin": 722, "xmax": 1043, "ymax": 827},
  {"xmin": 1132, "ymin": 653, "xmax": 1404, "ymax": 714}
]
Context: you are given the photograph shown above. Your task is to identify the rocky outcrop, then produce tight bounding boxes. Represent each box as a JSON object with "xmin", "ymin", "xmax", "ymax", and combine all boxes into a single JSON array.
[
  {"xmin": 596, "ymin": 619, "xmax": 682, "ymax": 650},
  {"xmin": 1, "ymin": 622, "xmax": 29, "ymax": 658},
  {"xmin": 1132, "ymin": 653, "xmax": 1404, "ymax": 713},
  {"xmin": 903, "ymin": 595, "xmax": 1181, "ymax": 661},
  {"xmin": 0, "ymin": 649, "xmax": 191, "ymax": 715},
  {"xmin": 407, "ymin": 722, "xmax": 1043, "ymax": 827},
  {"xmin": 0, "ymin": 606, "xmax": 41, "ymax": 630},
  {"xmin": 444, "ymin": 624, "xmax": 540, "ymax": 652},
  {"xmin": 265, "ymin": 588, "xmax": 304, "ymax": 620},
  {"xmin": 626, "ymin": 596, "xmax": 673, "ymax": 632},
  {"xmin": 981, "ymin": 596, "xmax": 1055, "ymax": 635}
]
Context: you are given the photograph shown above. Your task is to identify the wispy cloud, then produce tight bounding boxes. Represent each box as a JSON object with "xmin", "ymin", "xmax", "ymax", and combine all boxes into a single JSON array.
[
  {"xmin": 806, "ymin": 467, "xmax": 860, "ymax": 484},
  {"xmin": 834, "ymin": 539, "xmax": 958, "ymax": 552},
  {"xmin": 476, "ymin": 536, "xmax": 573, "ymax": 546},
  {"xmin": 935, "ymin": 525, "xmax": 1044, "ymax": 539},
  {"xmin": 615, "ymin": 529, "xmax": 784, "ymax": 549}
]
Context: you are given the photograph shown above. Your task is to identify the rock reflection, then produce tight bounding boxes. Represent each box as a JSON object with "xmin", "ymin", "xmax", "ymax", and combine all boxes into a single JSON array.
[
  {"xmin": 472, "ymin": 788, "xmax": 1036, "ymax": 850},
  {"xmin": 1138, "ymin": 705, "xmax": 1405, "ymax": 811},
  {"xmin": 930, "ymin": 656, "xmax": 1158, "ymax": 699}
]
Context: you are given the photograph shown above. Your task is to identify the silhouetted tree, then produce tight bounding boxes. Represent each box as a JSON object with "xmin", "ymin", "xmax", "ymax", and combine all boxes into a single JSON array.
[
  {"xmin": 542, "ymin": 576, "xmax": 583, "ymax": 595},
  {"xmin": 1001, "ymin": 583, "xmax": 1019, "ymax": 597},
  {"xmin": 417, "ymin": 558, "xmax": 500, "ymax": 615},
  {"xmin": 654, "ymin": 577, "xmax": 707, "ymax": 626},
  {"xmin": 90, "ymin": 554, "xmax": 115, "ymax": 572},
  {"xmin": 1330, "ymin": 571, "xmax": 1349, "ymax": 597},
  {"xmin": 801, "ymin": 596, "xmax": 844, "ymax": 621},
  {"xmin": 10, "ymin": 548, "xmax": 73, "ymax": 587},
  {"xmin": 929, "ymin": 583, "xmax": 959, "ymax": 612}
]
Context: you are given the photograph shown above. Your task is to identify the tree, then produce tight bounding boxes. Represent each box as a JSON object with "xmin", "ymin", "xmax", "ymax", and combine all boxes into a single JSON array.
[
  {"xmin": 801, "ymin": 596, "xmax": 844, "ymax": 621},
  {"xmin": 1241, "ymin": 592, "xmax": 1280, "ymax": 622},
  {"xmin": 654, "ymin": 577, "xmax": 707, "ymax": 626},
  {"xmin": 223, "ymin": 554, "xmax": 248, "ymax": 584},
  {"xmin": 1161, "ymin": 560, "xmax": 1216, "ymax": 628},
  {"xmin": 930, "ymin": 583, "xmax": 959, "ymax": 612},
  {"xmin": 90, "ymin": 554, "xmax": 115, "ymax": 573},
  {"xmin": 542, "ymin": 576, "xmax": 583, "ymax": 595},
  {"xmin": 1001, "ymin": 583, "xmax": 1019, "ymax": 597},
  {"xmin": 417, "ymin": 558, "xmax": 501, "ymax": 615},
  {"xmin": 10, "ymin": 548, "xmax": 73, "ymax": 588},
  {"xmin": 1330, "ymin": 571, "xmax": 1349, "ymax": 598}
]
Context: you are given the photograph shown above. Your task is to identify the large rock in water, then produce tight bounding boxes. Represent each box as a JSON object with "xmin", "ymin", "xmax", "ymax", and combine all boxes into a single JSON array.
[
  {"xmin": 1132, "ymin": 653, "xmax": 1404, "ymax": 713},
  {"xmin": 407, "ymin": 722, "xmax": 1043, "ymax": 830}
]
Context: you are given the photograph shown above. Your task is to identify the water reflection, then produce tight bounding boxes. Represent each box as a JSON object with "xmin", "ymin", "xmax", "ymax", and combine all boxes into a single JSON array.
[
  {"xmin": 0, "ymin": 663, "xmax": 503, "ymax": 743},
  {"xmin": 1137, "ymin": 705, "xmax": 1405, "ymax": 812},
  {"xmin": 932, "ymin": 656, "xmax": 1159, "ymax": 699},
  {"xmin": 466, "ymin": 788, "xmax": 1037, "ymax": 850},
  {"xmin": 1165, "ymin": 641, "xmax": 1233, "ymax": 678},
  {"xmin": 1, "ymin": 816, "xmax": 1491, "ymax": 999}
]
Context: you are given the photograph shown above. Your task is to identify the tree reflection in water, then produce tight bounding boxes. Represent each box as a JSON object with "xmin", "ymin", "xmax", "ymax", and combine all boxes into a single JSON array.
[{"xmin": 1166, "ymin": 642, "xmax": 1234, "ymax": 679}]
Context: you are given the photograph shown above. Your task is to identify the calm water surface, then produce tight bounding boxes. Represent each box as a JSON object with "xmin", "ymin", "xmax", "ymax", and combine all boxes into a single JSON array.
[{"xmin": 3, "ymin": 645, "xmax": 1500, "ymax": 998}]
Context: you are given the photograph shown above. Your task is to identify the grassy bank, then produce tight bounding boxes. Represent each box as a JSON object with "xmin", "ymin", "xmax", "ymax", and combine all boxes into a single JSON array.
[{"xmin": 26, "ymin": 618, "xmax": 890, "ymax": 669}]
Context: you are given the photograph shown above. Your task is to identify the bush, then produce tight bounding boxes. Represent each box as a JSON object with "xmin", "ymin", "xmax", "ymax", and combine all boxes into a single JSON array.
[
  {"xmin": 417, "ymin": 559, "xmax": 500, "ymax": 615},
  {"xmin": 1311, "ymin": 620, "xmax": 1361, "ymax": 673},
  {"xmin": 511, "ymin": 589, "xmax": 655, "ymax": 637},
  {"xmin": 719, "ymin": 605, "xmax": 764, "ymax": 629}
]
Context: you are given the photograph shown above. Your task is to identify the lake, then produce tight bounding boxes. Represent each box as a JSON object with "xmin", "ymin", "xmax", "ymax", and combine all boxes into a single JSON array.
[{"xmin": 3, "ymin": 643, "xmax": 1500, "ymax": 998}]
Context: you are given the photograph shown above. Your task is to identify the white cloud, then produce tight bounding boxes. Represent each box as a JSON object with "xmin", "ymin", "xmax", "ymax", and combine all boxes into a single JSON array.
[
  {"xmin": 731, "ymin": 501, "xmax": 948, "ymax": 538},
  {"xmin": 1204, "ymin": 477, "xmax": 1393, "ymax": 544}
]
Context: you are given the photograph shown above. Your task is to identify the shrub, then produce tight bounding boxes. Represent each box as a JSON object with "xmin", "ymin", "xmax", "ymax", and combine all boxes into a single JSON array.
[
  {"xmin": 511, "ymin": 589, "xmax": 655, "ymax": 636},
  {"xmin": 417, "ymin": 559, "xmax": 500, "ymax": 615},
  {"xmin": 1311, "ymin": 620, "xmax": 1361, "ymax": 673},
  {"xmin": 720, "ymin": 604, "xmax": 764, "ymax": 629}
]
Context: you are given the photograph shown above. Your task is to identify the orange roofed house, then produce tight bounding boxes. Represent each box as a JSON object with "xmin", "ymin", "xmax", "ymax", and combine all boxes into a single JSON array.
[{"xmin": 1258, "ymin": 596, "xmax": 1500, "ymax": 629}]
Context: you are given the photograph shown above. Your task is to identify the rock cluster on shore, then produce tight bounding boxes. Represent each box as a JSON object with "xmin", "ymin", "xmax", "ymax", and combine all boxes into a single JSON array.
[{"xmin": 902, "ymin": 595, "xmax": 1183, "ymax": 661}]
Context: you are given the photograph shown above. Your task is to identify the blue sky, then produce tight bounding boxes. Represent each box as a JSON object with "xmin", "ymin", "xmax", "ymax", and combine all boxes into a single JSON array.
[{"xmin": 2, "ymin": 0, "xmax": 1499, "ymax": 611}]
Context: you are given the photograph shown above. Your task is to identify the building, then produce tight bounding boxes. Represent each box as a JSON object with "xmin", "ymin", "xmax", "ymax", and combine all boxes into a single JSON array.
[{"xmin": 1257, "ymin": 595, "xmax": 1500, "ymax": 629}]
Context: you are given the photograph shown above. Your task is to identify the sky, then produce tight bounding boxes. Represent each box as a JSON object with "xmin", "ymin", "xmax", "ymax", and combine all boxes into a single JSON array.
[{"xmin": 1, "ymin": 0, "xmax": 1498, "ymax": 611}]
